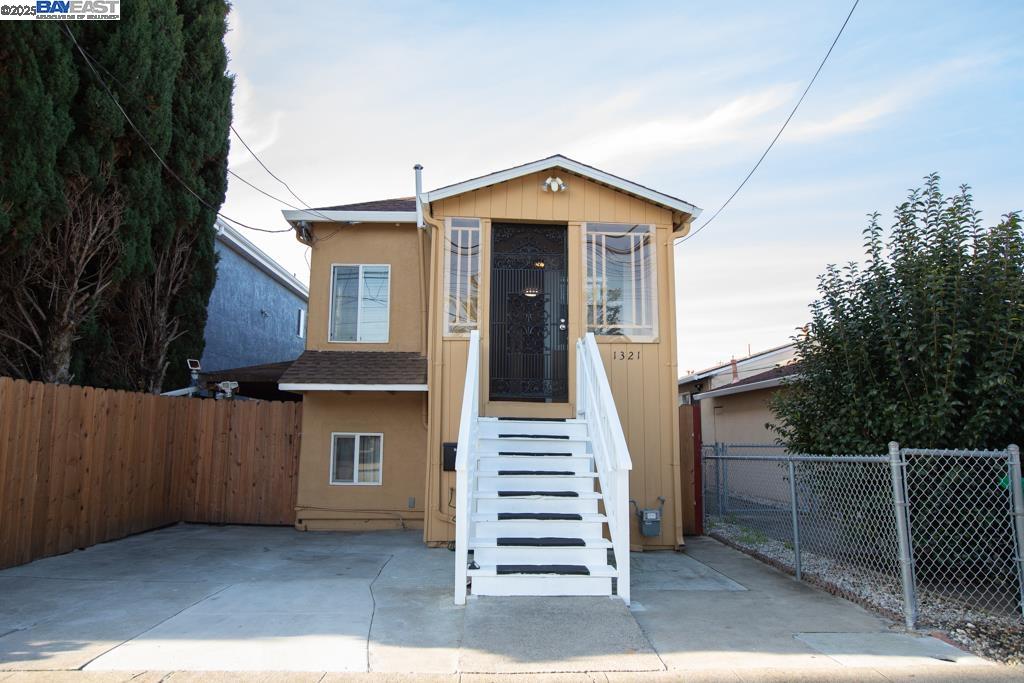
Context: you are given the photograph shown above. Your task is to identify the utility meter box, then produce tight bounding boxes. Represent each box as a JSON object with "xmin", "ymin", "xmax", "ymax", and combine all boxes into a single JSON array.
[
  {"xmin": 639, "ymin": 507, "xmax": 662, "ymax": 537},
  {"xmin": 631, "ymin": 496, "xmax": 666, "ymax": 537}
]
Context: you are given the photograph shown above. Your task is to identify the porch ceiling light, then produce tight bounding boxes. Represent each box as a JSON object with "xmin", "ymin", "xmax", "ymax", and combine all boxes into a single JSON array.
[
  {"xmin": 523, "ymin": 286, "xmax": 540, "ymax": 298},
  {"xmin": 533, "ymin": 260, "xmax": 545, "ymax": 269},
  {"xmin": 542, "ymin": 176, "xmax": 567, "ymax": 193}
]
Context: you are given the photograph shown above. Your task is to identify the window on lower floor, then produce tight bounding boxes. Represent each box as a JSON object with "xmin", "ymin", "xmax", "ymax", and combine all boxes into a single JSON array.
[
  {"xmin": 444, "ymin": 217, "xmax": 481, "ymax": 335},
  {"xmin": 330, "ymin": 433, "xmax": 383, "ymax": 485},
  {"xmin": 584, "ymin": 222, "xmax": 658, "ymax": 339},
  {"xmin": 330, "ymin": 264, "xmax": 390, "ymax": 342}
]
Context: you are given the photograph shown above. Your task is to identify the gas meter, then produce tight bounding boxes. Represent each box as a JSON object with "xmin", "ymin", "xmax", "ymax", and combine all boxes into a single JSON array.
[{"xmin": 630, "ymin": 496, "xmax": 666, "ymax": 537}]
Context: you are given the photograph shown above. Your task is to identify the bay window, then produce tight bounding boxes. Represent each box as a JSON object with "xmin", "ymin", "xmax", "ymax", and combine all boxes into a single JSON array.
[
  {"xmin": 329, "ymin": 264, "xmax": 390, "ymax": 342},
  {"xmin": 584, "ymin": 223, "xmax": 658, "ymax": 339},
  {"xmin": 443, "ymin": 218, "xmax": 481, "ymax": 335}
]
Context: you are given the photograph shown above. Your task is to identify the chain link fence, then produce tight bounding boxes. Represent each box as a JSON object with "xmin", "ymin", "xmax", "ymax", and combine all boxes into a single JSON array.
[{"xmin": 702, "ymin": 442, "xmax": 1024, "ymax": 634}]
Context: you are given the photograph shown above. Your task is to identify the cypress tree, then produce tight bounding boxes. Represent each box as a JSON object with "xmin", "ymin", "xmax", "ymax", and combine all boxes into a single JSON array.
[
  {"xmin": 1, "ymin": 1, "xmax": 232, "ymax": 389},
  {"xmin": 160, "ymin": 0, "xmax": 232, "ymax": 392}
]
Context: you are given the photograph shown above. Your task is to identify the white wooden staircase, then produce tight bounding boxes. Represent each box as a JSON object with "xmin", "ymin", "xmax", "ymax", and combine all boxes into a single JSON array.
[{"xmin": 454, "ymin": 332, "xmax": 632, "ymax": 604}]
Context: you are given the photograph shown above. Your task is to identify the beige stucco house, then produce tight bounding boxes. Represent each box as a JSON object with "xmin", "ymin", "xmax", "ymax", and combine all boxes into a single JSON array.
[{"xmin": 279, "ymin": 155, "xmax": 701, "ymax": 601}]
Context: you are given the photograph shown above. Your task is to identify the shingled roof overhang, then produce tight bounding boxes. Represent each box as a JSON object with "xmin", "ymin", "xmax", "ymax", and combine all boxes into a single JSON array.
[{"xmin": 278, "ymin": 350, "xmax": 428, "ymax": 392}]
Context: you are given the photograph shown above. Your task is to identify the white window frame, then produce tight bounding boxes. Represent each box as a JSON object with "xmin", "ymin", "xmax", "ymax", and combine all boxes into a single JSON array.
[
  {"xmin": 329, "ymin": 432, "xmax": 384, "ymax": 486},
  {"xmin": 443, "ymin": 217, "xmax": 481, "ymax": 337},
  {"xmin": 583, "ymin": 222, "xmax": 659, "ymax": 341},
  {"xmin": 328, "ymin": 263, "xmax": 391, "ymax": 343},
  {"xmin": 297, "ymin": 308, "xmax": 307, "ymax": 338}
]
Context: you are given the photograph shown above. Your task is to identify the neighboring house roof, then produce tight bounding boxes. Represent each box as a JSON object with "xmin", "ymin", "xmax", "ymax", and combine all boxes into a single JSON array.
[
  {"xmin": 678, "ymin": 342, "xmax": 797, "ymax": 385},
  {"xmin": 316, "ymin": 197, "xmax": 416, "ymax": 212},
  {"xmin": 215, "ymin": 220, "xmax": 309, "ymax": 301},
  {"xmin": 692, "ymin": 363, "xmax": 801, "ymax": 401},
  {"xmin": 202, "ymin": 360, "xmax": 294, "ymax": 384},
  {"xmin": 281, "ymin": 154, "xmax": 702, "ymax": 225},
  {"xmin": 278, "ymin": 350, "xmax": 428, "ymax": 391}
]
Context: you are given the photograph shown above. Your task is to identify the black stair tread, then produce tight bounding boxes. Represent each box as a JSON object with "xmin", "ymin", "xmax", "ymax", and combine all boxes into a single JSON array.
[
  {"xmin": 498, "ymin": 433, "xmax": 571, "ymax": 439},
  {"xmin": 497, "ymin": 564, "xmax": 590, "ymax": 575},
  {"xmin": 497, "ymin": 512, "xmax": 583, "ymax": 520},
  {"xmin": 497, "ymin": 490, "xmax": 579, "ymax": 497},
  {"xmin": 498, "ymin": 451, "xmax": 575, "ymax": 457},
  {"xmin": 497, "ymin": 537, "xmax": 586, "ymax": 547},
  {"xmin": 497, "ymin": 470, "xmax": 575, "ymax": 476}
]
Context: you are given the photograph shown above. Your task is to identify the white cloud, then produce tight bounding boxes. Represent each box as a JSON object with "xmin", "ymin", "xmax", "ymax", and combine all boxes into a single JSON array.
[{"xmin": 564, "ymin": 85, "xmax": 795, "ymax": 165}]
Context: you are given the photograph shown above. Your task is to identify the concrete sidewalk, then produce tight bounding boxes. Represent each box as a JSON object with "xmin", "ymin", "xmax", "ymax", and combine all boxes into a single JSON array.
[{"xmin": 0, "ymin": 525, "xmax": 1017, "ymax": 681}]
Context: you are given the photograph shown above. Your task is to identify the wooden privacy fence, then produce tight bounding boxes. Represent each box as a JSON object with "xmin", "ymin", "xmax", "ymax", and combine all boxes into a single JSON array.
[{"xmin": 0, "ymin": 376, "xmax": 302, "ymax": 570}]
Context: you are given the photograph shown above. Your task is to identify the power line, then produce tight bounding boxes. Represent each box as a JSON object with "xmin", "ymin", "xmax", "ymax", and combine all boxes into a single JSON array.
[
  {"xmin": 677, "ymin": 0, "xmax": 860, "ymax": 246},
  {"xmin": 61, "ymin": 22, "xmax": 293, "ymax": 234},
  {"xmin": 229, "ymin": 124, "xmax": 325, "ymax": 215},
  {"xmin": 75, "ymin": 29, "xmax": 334, "ymax": 228}
]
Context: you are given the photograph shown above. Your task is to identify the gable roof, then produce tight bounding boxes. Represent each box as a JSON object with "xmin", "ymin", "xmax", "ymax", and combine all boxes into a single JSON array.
[
  {"xmin": 281, "ymin": 155, "xmax": 701, "ymax": 226},
  {"xmin": 424, "ymin": 154, "xmax": 702, "ymax": 218}
]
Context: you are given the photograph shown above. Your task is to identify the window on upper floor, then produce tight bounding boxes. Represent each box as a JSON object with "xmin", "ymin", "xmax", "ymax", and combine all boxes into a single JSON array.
[
  {"xmin": 297, "ymin": 308, "xmax": 306, "ymax": 338},
  {"xmin": 330, "ymin": 432, "xmax": 383, "ymax": 485},
  {"xmin": 584, "ymin": 223, "xmax": 658, "ymax": 340},
  {"xmin": 329, "ymin": 264, "xmax": 390, "ymax": 342},
  {"xmin": 444, "ymin": 218, "xmax": 481, "ymax": 336}
]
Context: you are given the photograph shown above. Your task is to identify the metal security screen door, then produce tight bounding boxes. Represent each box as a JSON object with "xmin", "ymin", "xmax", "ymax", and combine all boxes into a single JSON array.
[{"xmin": 489, "ymin": 223, "xmax": 568, "ymax": 402}]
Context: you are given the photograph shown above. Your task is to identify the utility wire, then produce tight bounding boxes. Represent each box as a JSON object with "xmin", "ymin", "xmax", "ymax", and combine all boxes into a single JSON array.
[
  {"xmin": 62, "ymin": 22, "xmax": 293, "ymax": 234},
  {"xmin": 677, "ymin": 0, "xmax": 860, "ymax": 246},
  {"xmin": 229, "ymin": 124, "xmax": 328, "ymax": 216},
  {"xmin": 75, "ymin": 29, "xmax": 335, "ymax": 228}
]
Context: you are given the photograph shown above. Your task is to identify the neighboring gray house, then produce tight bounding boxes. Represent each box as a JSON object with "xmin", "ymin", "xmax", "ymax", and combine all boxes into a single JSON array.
[{"xmin": 200, "ymin": 220, "xmax": 309, "ymax": 372}]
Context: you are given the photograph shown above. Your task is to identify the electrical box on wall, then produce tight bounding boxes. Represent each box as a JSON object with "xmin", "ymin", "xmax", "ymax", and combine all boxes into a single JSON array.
[{"xmin": 442, "ymin": 442, "xmax": 457, "ymax": 472}]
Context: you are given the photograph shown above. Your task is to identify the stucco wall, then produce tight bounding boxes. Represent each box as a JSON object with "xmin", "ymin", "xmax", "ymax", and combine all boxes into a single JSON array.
[
  {"xmin": 201, "ymin": 242, "xmax": 308, "ymax": 372},
  {"xmin": 306, "ymin": 223, "xmax": 425, "ymax": 353},
  {"xmin": 700, "ymin": 387, "xmax": 780, "ymax": 444},
  {"xmin": 294, "ymin": 391, "xmax": 428, "ymax": 530}
]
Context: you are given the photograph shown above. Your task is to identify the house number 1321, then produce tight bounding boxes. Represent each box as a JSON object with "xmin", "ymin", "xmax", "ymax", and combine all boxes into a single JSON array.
[{"xmin": 613, "ymin": 351, "xmax": 640, "ymax": 360}]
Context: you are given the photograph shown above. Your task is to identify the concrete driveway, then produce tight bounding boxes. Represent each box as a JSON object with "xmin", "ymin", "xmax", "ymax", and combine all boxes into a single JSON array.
[{"xmin": 0, "ymin": 525, "xmax": 1016, "ymax": 681}]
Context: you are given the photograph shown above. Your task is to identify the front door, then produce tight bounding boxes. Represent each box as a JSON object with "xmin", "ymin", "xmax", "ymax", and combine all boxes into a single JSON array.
[{"xmin": 489, "ymin": 223, "xmax": 568, "ymax": 402}]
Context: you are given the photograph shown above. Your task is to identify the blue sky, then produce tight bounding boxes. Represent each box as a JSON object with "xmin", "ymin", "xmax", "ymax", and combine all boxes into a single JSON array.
[{"xmin": 221, "ymin": 0, "xmax": 1023, "ymax": 372}]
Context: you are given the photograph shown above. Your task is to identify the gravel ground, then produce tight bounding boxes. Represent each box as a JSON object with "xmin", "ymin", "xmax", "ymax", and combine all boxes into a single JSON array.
[{"xmin": 707, "ymin": 520, "xmax": 1024, "ymax": 666}]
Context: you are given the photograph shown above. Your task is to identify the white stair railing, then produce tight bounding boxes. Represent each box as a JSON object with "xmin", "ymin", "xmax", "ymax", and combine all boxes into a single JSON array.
[
  {"xmin": 576, "ymin": 333, "xmax": 633, "ymax": 604},
  {"xmin": 454, "ymin": 330, "xmax": 481, "ymax": 605}
]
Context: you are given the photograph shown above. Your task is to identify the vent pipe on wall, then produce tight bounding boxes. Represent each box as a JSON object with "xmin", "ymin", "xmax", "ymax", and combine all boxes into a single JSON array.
[{"xmin": 414, "ymin": 164, "xmax": 424, "ymax": 229}]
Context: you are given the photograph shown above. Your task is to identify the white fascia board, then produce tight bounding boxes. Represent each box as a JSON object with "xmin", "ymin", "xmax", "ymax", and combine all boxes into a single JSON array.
[
  {"xmin": 215, "ymin": 220, "xmax": 309, "ymax": 300},
  {"xmin": 423, "ymin": 155, "xmax": 702, "ymax": 218},
  {"xmin": 692, "ymin": 376, "xmax": 795, "ymax": 401},
  {"xmin": 279, "ymin": 383, "xmax": 428, "ymax": 392},
  {"xmin": 281, "ymin": 210, "xmax": 417, "ymax": 224}
]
